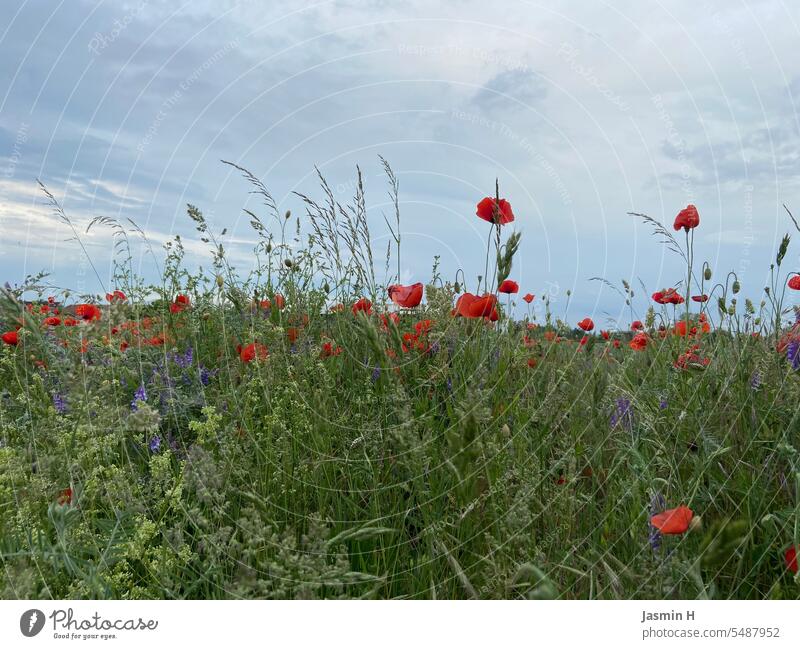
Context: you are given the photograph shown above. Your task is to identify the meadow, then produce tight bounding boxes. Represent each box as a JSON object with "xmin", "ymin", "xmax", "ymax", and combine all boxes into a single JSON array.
[{"xmin": 1, "ymin": 162, "xmax": 799, "ymax": 599}]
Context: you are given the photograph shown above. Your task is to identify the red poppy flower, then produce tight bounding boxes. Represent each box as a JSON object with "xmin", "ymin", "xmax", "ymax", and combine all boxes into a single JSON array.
[
  {"xmin": 631, "ymin": 320, "xmax": 644, "ymax": 331},
  {"xmin": 170, "ymin": 294, "xmax": 191, "ymax": 313},
  {"xmin": 673, "ymin": 204, "xmax": 700, "ymax": 232},
  {"xmin": 453, "ymin": 293, "xmax": 497, "ymax": 319},
  {"xmin": 579, "ymin": 335, "xmax": 588, "ymax": 346},
  {"xmin": 57, "ymin": 487, "xmax": 73, "ymax": 506},
  {"xmin": 287, "ymin": 327, "xmax": 299, "ymax": 343},
  {"xmin": 467, "ymin": 294, "xmax": 498, "ymax": 319},
  {"xmin": 330, "ymin": 303, "xmax": 345, "ymax": 313},
  {"xmin": 63, "ymin": 317, "xmax": 78, "ymax": 327},
  {"xmin": 498, "ymin": 279, "xmax": 519, "ymax": 294},
  {"xmin": 522, "ymin": 293, "xmax": 534, "ymax": 303},
  {"xmin": 352, "ymin": 298, "xmax": 373, "ymax": 316},
  {"xmin": 788, "ymin": 276, "xmax": 800, "ymax": 290},
  {"xmin": 321, "ymin": 341, "xmax": 342, "ymax": 358},
  {"xmin": 388, "ymin": 282, "xmax": 423, "ymax": 308},
  {"xmin": 674, "ymin": 350, "xmax": 710, "ymax": 370},
  {"xmin": 75, "ymin": 303, "xmax": 102, "ymax": 321},
  {"xmin": 454, "ymin": 293, "xmax": 477, "ymax": 317},
  {"xmin": 786, "ymin": 546, "xmax": 799, "ymax": 574},
  {"xmin": 274, "ymin": 294, "xmax": 286, "ymax": 310},
  {"xmin": 259, "ymin": 298, "xmax": 271, "ymax": 309},
  {"xmin": 650, "ymin": 505, "xmax": 693, "ymax": 534},
  {"xmin": 476, "ymin": 196, "xmax": 515, "ymax": 225},
  {"xmin": 43, "ymin": 316, "xmax": 61, "ymax": 327},
  {"xmin": 613, "ymin": 339, "xmax": 621, "ymax": 348},
  {"xmin": 600, "ymin": 330, "xmax": 610, "ymax": 340},
  {"xmin": 577, "ymin": 317, "xmax": 594, "ymax": 332},
  {"xmin": 380, "ymin": 312, "xmax": 400, "ymax": 330},
  {"xmin": 2, "ymin": 331, "xmax": 19, "ymax": 346},
  {"xmin": 106, "ymin": 290, "xmax": 126, "ymax": 302},
  {"xmin": 691, "ymin": 294, "xmax": 708, "ymax": 302},
  {"xmin": 239, "ymin": 342, "xmax": 268, "ymax": 363},
  {"xmin": 629, "ymin": 332, "xmax": 648, "ymax": 351},
  {"xmin": 527, "ymin": 357, "xmax": 537, "ymax": 368},
  {"xmin": 652, "ymin": 288, "xmax": 684, "ymax": 305}
]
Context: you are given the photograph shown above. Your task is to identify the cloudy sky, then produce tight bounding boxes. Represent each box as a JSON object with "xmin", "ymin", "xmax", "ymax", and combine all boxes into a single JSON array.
[{"xmin": 1, "ymin": 0, "xmax": 799, "ymax": 325}]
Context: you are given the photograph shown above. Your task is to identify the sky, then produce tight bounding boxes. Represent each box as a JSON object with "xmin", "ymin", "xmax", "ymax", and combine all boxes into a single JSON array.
[{"xmin": 1, "ymin": 0, "xmax": 799, "ymax": 327}]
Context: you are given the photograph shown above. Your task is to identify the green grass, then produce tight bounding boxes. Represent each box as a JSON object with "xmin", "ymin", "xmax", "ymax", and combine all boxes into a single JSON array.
[{"xmin": 1, "ymin": 168, "xmax": 799, "ymax": 599}]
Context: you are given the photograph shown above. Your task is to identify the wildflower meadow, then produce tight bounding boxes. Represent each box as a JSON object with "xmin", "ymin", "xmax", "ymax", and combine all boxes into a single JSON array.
[{"xmin": 1, "ymin": 164, "xmax": 800, "ymax": 601}]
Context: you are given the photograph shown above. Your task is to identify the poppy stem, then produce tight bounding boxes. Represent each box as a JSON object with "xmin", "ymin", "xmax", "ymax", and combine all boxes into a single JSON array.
[{"xmin": 685, "ymin": 229, "xmax": 692, "ymax": 336}]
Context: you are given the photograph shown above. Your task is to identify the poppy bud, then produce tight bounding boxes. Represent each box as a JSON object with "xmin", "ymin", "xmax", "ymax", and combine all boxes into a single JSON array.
[
  {"xmin": 453, "ymin": 282, "xmax": 461, "ymax": 294},
  {"xmin": 284, "ymin": 210, "xmax": 291, "ymax": 220},
  {"xmin": 216, "ymin": 275, "xmax": 224, "ymax": 288},
  {"xmin": 501, "ymin": 423, "xmax": 510, "ymax": 437},
  {"xmin": 689, "ymin": 515, "xmax": 702, "ymax": 532},
  {"xmin": 732, "ymin": 280, "xmax": 740, "ymax": 294},
  {"xmin": 266, "ymin": 242, "xmax": 272, "ymax": 253},
  {"xmin": 284, "ymin": 259, "xmax": 293, "ymax": 268},
  {"xmin": 323, "ymin": 281, "xmax": 330, "ymax": 294},
  {"xmin": 704, "ymin": 267, "xmax": 712, "ymax": 280}
]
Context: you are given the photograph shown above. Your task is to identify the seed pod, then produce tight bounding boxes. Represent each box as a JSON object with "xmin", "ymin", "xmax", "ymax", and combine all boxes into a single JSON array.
[
  {"xmin": 284, "ymin": 259, "xmax": 293, "ymax": 269},
  {"xmin": 732, "ymin": 280, "xmax": 740, "ymax": 294},
  {"xmin": 216, "ymin": 275, "xmax": 224, "ymax": 288}
]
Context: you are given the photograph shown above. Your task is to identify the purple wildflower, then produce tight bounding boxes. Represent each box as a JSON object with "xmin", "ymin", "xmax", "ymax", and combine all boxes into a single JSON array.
[
  {"xmin": 172, "ymin": 347, "xmax": 193, "ymax": 369},
  {"xmin": 371, "ymin": 366, "xmax": 381, "ymax": 382},
  {"xmin": 658, "ymin": 397, "xmax": 668, "ymax": 410},
  {"xmin": 648, "ymin": 491, "xmax": 666, "ymax": 552},
  {"xmin": 52, "ymin": 392, "xmax": 68, "ymax": 414},
  {"xmin": 787, "ymin": 341, "xmax": 800, "ymax": 370},
  {"xmin": 131, "ymin": 383, "xmax": 147, "ymax": 411},
  {"xmin": 750, "ymin": 371, "xmax": 762, "ymax": 391},
  {"xmin": 149, "ymin": 435, "xmax": 161, "ymax": 453},
  {"xmin": 198, "ymin": 365, "xmax": 215, "ymax": 386},
  {"xmin": 610, "ymin": 398, "xmax": 633, "ymax": 431}
]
